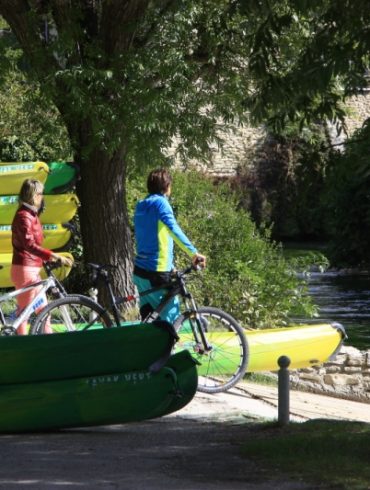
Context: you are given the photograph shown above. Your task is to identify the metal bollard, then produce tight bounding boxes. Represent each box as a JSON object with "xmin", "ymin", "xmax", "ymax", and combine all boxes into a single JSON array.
[{"xmin": 278, "ymin": 355, "xmax": 291, "ymax": 426}]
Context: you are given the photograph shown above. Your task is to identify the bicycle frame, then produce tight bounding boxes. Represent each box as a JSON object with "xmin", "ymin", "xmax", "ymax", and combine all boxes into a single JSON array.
[
  {"xmin": 127, "ymin": 273, "xmax": 212, "ymax": 352},
  {"xmin": 88, "ymin": 263, "xmax": 211, "ymax": 349},
  {"xmin": 0, "ymin": 276, "xmax": 57, "ymax": 331}
]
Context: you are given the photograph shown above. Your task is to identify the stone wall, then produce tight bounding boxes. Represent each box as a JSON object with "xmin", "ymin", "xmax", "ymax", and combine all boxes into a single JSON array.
[
  {"xmin": 169, "ymin": 124, "xmax": 267, "ymax": 176},
  {"xmin": 288, "ymin": 346, "xmax": 370, "ymax": 403},
  {"xmin": 170, "ymin": 91, "xmax": 370, "ymax": 176},
  {"xmin": 345, "ymin": 91, "xmax": 370, "ymax": 135}
]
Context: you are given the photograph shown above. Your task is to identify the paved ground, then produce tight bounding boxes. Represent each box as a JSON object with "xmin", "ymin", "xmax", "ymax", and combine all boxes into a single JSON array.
[
  {"xmin": 0, "ymin": 382, "xmax": 368, "ymax": 489},
  {"xmin": 192, "ymin": 380, "xmax": 370, "ymax": 423}
]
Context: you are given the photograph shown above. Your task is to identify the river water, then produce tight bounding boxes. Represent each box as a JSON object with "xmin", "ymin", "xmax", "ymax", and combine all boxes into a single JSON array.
[{"xmin": 303, "ymin": 271, "xmax": 370, "ymax": 350}]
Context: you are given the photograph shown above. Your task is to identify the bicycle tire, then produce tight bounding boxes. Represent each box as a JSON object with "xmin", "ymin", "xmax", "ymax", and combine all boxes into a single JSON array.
[
  {"xmin": 30, "ymin": 295, "xmax": 113, "ymax": 335},
  {"xmin": 174, "ymin": 306, "xmax": 248, "ymax": 394}
]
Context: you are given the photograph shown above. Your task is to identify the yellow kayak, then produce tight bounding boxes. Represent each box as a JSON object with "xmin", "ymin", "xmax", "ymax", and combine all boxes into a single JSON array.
[
  {"xmin": 0, "ymin": 162, "xmax": 49, "ymax": 195},
  {"xmin": 177, "ymin": 322, "xmax": 346, "ymax": 376},
  {"xmin": 0, "ymin": 252, "xmax": 73, "ymax": 288},
  {"xmin": 245, "ymin": 323, "xmax": 346, "ymax": 372},
  {"xmin": 0, "ymin": 224, "xmax": 73, "ymax": 253},
  {"xmin": 0, "ymin": 194, "xmax": 80, "ymax": 224}
]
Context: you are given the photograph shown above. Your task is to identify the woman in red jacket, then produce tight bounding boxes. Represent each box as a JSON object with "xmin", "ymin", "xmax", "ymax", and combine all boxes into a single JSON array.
[{"xmin": 11, "ymin": 179, "xmax": 73, "ymax": 335}]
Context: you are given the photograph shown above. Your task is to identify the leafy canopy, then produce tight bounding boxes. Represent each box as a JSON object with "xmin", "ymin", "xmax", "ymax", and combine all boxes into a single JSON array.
[{"xmin": 237, "ymin": 0, "xmax": 370, "ymax": 131}]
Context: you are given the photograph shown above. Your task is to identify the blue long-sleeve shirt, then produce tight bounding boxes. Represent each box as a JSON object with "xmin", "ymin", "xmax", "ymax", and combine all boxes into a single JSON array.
[{"xmin": 134, "ymin": 193, "xmax": 197, "ymax": 272}]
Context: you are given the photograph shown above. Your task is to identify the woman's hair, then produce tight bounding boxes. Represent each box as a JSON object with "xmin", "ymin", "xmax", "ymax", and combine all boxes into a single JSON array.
[
  {"xmin": 19, "ymin": 179, "xmax": 44, "ymax": 206},
  {"xmin": 147, "ymin": 168, "xmax": 172, "ymax": 194}
]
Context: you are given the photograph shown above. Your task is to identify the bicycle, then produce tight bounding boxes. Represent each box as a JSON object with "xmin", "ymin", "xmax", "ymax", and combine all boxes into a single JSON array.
[
  {"xmin": 85, "ymin": 262, "xmax": 249, "ymax": 394},
  {"xmin": 0, "ymin": 262, "xmax": 112, "ymax": 335}
]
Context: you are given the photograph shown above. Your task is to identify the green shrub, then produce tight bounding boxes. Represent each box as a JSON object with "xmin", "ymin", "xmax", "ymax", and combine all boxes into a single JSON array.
[
  {"xmin": 325, "ymin": 119, "xmax": 370, "ymax": 266},
  {"xmin": 128, "ymin": 170, "xmax": 315, "ymax": 328}
]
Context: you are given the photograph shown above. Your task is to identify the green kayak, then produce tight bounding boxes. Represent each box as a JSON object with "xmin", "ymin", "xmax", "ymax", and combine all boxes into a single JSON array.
[
  {"xmin": 44, "ymin": 161, "xmax": 79, "ymax": 194},
  {"xmin": 0, "ymin": 322, "xmax": 177, "ymax": 385},
  {"xmin": 0, "ymin": 350, "xmax": 198, "ymax": 433}
]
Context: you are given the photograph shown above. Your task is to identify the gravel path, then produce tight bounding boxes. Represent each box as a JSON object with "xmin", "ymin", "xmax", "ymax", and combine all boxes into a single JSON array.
[{"xmin": 0, "ymin": 387, "xmax": 347, "ymax": 490}]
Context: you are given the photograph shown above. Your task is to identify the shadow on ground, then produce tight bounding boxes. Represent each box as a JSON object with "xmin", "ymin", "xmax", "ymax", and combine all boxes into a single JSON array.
[{"xmin": 0, "ymin": 416, "xmax": 341, "ymax": 490}]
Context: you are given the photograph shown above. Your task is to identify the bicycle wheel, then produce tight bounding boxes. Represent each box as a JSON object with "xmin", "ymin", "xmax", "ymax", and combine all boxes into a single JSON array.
[
  {"xmin": 30, "ymin": 295, "xmax": 113, "ymax": 334},
  {"xmin": 174, "ymin": 306, "xmax": 248, "ymax": 394}
]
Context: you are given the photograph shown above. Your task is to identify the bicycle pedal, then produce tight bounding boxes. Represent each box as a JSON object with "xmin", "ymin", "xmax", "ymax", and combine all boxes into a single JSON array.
[
  {"xmin": 194, "ymin": 344, "xmax": 205, "ymax": 354},
  {"xmin": 2, "ymin": 327, "xmax": 17, "ymax": 336}
]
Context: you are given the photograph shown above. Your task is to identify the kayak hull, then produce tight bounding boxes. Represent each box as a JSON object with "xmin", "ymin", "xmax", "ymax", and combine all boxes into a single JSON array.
[
  {"xmin": 0, "ymin": 194, "xmax": 79, "ymax": 224},
  {"xmin": 44, "ymin": 161, "xmax": 79, "ymax": 194},
  {"xmin": 0, "ymin": 321, "xmax": 178, "ymax": 385},
  {"xmin": 0, "ymin": 252, "xmax": 73, "ymax": 288},
  {"xmin": 246, "ymin": 323, "xmax": 346, "ymax": 372},
  {"xmin": 177, "ymin": 323, "xmax": 346, "ymax": 375},
  {"xmin": 0, "ymin": 350, "xmax": 198, "ymax": 433},
  {"xmin": 0, "ymin": 224, "xmax": 72, "ymax": 253},
  {"xmin": 0, "ymin": 162, "xmax": 49, "ymax": 195}
]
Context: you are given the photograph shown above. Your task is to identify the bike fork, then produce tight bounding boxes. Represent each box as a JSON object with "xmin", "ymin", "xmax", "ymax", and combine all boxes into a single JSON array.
[{"xmin": 188, "ymin": 314, "xmax": 212, "ymax": 354}]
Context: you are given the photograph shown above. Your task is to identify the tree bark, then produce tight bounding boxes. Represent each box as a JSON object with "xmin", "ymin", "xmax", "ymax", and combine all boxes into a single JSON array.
[{"xmin": 75, "ymin": 141, "xmax": 134, "ymax": 300}]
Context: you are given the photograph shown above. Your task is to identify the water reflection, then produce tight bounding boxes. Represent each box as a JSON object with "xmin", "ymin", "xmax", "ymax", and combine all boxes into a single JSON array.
[{"xmin": 303, "ymin": 271, "xmax": 370, "ymax": 350}]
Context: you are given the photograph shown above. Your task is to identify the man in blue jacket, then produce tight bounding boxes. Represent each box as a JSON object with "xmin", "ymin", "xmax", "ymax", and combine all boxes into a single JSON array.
[{"xmin": 133, "ymin": 168, "xmax": 206, "ymax": 324}]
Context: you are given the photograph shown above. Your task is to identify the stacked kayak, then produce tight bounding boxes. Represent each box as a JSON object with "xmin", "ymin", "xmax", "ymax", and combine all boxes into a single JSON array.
[
  {"xmin": 0, "ymin": 162, "xmax": 49, "ymax": 195},
  {"xmin": 0, "ymin": 161, "xmax": 79, "ymax": 287},
  {"xmin": 0, "ymin": 223, "xmax": 73, "ymax": 253},
  {"xmin": 44, "ymin": 161, "xmax": 79, "ymax": 194},
  {"xmin": 0, "ymin": 323, "xmax": 198, "ymax": 432},
  {"xmin": 0, "ymin": 252, "xmax": 73, "ymax": 287},
  {"xmin": 0, "ymin": 193, "xmax": 80, "ymax": 224},
  {"xmin": 0, "ymin": 161, "xmax": 78, "ymax": 195}
]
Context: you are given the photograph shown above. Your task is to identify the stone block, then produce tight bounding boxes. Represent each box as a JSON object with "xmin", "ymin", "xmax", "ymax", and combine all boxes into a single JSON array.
[
  {"xmin": 325, "ymin": 366, "xmax": 341, "ymax": 374},
  {"xmin": 324, "ymin": 360, "xmax": 345, "ymax": 368},
  {"xmin": 347, "ymin": 355, "xmax": 364, "ymax": 367},
  {"xmin": 343, "ymin": 366, "xmax": 362, "ymax": 374},
  {"xmin": 341, "ymin": 346, "xmax": 362, "ymax": 357},
  {"xmin": 323, "ymin": 374, "xmax": 360, "ymax": 386},
  {"xmin": 299, "ymin": 373, "xmax": 322, "ymax": 383}
]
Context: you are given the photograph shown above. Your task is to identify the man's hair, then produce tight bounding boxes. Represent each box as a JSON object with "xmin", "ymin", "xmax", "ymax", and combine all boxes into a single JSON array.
[
  {"xmin": 147, "ymin": 168, "xmax": 172, "ymax": 194},
  {"xmin": 19, "ymin": 179, "xmax": 43, "ymax": 206}
]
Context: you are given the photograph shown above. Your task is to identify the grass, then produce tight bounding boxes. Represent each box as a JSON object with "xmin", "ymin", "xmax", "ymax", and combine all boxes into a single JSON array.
[
  {"xmin": 241, "ymin": 419, "xmax": 370, "ymax": 489},
  {"xmin": 243, "ymin": 372, "xmax": 278, "ymax": 386},
  {"xmin": 0, "ymin": 298, "xmax": 17, "ymax": 316}
]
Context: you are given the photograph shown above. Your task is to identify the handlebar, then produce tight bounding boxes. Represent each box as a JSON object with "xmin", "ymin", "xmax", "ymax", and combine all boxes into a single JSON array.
[
  {"xmin": 173, "ymin": 262, "xmax": 204, "ymax": 279},
  {"xmin": 86, "ymin": 261, "xmax": 202, "ymax": 283},
  {"xmin": 43, "ymin": 260, "xmax": 61, "ymax": 275},
  {"xmin": 87, "ymin": 263, "xmax": 118, "ymax": 285},
  {"xmin": 43, "ymin": 258, "xmax": 75, "ymax": 276}
]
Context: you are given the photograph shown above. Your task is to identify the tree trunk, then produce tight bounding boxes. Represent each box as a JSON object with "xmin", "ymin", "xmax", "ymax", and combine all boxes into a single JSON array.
[{"xmin": 75, "ymin": 142, "xmax": 134, "ymax": 301}]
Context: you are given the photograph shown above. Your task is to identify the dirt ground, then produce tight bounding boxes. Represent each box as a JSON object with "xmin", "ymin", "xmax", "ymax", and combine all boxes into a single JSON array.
[
  {"xmin": 0, "ymin": 416, "xmax": 336, "ymax": 490},
  {"xmin": 0, "ymin": 384, "xmax": 356, "ymax": 490}
]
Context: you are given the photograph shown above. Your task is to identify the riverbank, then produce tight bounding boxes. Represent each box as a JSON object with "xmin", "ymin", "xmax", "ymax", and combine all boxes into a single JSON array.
[
  {"xmin": 288, "ymin": 345, "xmax": 370, "ymax": 403},
  {"xmin": 256, "ymin": 344, "xmax": 370, "ymax": 404}
]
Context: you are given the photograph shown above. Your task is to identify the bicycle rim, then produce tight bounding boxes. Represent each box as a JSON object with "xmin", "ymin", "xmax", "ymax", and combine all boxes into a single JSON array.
[
  {"xmin": 174, "ymin": 306, "xmax": 248, "ymax": 393},
  {"xmin": 30, "ymin": 295, "xmax": 112, "ymax": 334}
]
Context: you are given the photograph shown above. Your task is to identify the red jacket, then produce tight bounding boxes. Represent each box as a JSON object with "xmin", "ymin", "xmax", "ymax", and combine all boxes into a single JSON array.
[{"xmin": 12, "ymin": 205, "xmax": 52, "ymax": 267}]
